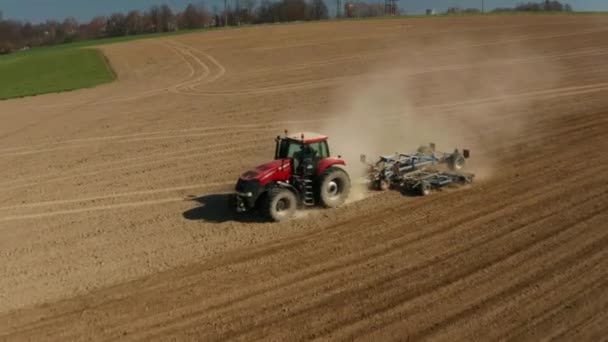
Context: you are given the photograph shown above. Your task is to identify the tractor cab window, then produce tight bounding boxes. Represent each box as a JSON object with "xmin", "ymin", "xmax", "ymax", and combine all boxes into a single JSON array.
[
  {"xmin": 276, "ymin": 139, "xmax": 330, "ymax": 160},
  {"xmin": 276, "ymin": 139, "xmax": 329, "ymax": 175},
  {"xmin": 308, "ymin": 142, "xmax": 329, "ymax": 159},
  {"xmin": 276, "ymin": 139, "xmax": 302, "ymax": 159}
]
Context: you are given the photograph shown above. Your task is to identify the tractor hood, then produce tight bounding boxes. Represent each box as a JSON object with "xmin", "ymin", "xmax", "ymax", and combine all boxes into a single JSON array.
[{"xmin": 239, "ymin": 159, "xmax": 292, "ymax": 185}]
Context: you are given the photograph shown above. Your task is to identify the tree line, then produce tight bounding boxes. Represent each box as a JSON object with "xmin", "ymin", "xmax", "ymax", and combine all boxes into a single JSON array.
[
  {"xmin": 0, "ymin": 0, "xmax": 577, "ymax": 54},
  {"xmin": 0, "ymin": 1, "xmax": 330, "ymax": 54},
  {"xmin": 493, "ymin": 1, "xmax": 573, "ymax": 13},
  {"xmin": 343, "ymin": 3, "xmax": 391, "ymax": 18},
  {"xmin": 446, "ymin": 1, "xmax": 572, "ymax": 14}
]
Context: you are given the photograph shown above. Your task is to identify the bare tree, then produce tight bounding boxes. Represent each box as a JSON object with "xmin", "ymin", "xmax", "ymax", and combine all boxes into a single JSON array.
[
  {"xmin": 83, "ymin": 16, "xmax": 107, "ymax": 39},
  {"xmin": 0, "ymin": 19, "xmax": 21, "ymax": 54},
  {"xmin": 20, "ymin": 22, "xmax": 35, "ymax": 44},
  {"xmin": 447, "ymin": 7, "xmax": 479, "ymax": 14},
  {"xmin": 198, "ymin": 3, "xmax": 213, "ymax": 27},
  {"xmin": 515, "ymin": 2, "xmax": 544, "ymax": 11},
  {"xmin": 62, "ymin": 17, "xmax": 78, "ymax": 35},
  {"xmin": 60, "ymin": 17, "xmax": 79, "ymax": 42},
  {"xmin": 106, "ymin": 13, "xmax": 127, "ymax": 37},
  {"xmin": 180, "ymin": 3, "xmax": 206, "ymax": 29},
  {"xmin": 159, "ymin": 4, "xmax": 175, "ymax": 31},
  {"xmin": 256, "ymin": 0, "xmax": 273, "ymax": 22},
  {"xmin": 521, "ymin": 1, "xmax": 563, "ymax": 10},
  {"xmin": 242, "ymin": 0, "xmax": 257, "ymax": 17},
  {"xmin": 126, "ymin": 10, "xmax": 144, "ymax": 35},
  {"xmin": 148, "ymin": 5, "xmax": 162, "ymax": 32},
  {"xmin": 308, "ymin": 0, "xmax": 328, "ymax": 20},
  {"xmin": 286, "ymin": 0, "xmax": 307, "ymax": 21},
  {"xmin": 545, "ymin": 0, "xmax": 564, "ymax": 11}
]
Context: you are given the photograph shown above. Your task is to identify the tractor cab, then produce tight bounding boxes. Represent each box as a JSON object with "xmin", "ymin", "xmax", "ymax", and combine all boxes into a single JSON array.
[
  {"xmin": 275, "ymin": 132, "xmax": 330, "ymax": 176},
  {"xmin": 234, "ymin": 131, "xmax": 350, "ymax": 222}
]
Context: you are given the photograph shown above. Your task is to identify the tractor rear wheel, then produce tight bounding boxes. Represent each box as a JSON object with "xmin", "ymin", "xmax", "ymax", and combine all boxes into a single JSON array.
[
  {"xmin": 263, "ymin": 188, "xmax": 297, "ymax": 222},
  {"xmin": 318, "ymin": 167, "xmax": 351, "ymax": 208},
  {"xmin": 227, "ymin": 193, "xmax": 236, "ymax": 211}
]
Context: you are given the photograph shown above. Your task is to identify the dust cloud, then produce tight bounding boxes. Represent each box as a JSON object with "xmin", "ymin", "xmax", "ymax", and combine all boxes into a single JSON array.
[{"xmin": 321, "ymin": 37, "xmax": 563, "ymax": 194}]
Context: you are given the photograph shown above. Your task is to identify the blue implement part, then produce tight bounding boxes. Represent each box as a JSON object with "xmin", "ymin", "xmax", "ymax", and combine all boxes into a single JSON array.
[{"xmin": 364, "ymin": 144, "xmax": 472, "ymax": 192}]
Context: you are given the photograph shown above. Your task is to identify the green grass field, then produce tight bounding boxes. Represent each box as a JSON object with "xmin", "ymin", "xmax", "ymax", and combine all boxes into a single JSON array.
[{"xmin": 0, "ymin": 48, "xmax": 115, "ymax": 100}]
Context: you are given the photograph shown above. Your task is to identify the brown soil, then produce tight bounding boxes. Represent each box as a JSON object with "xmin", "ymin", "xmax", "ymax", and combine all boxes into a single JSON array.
[{"xmin": 1, "ymin": 15, "xmax": 607, "ymax": 341}]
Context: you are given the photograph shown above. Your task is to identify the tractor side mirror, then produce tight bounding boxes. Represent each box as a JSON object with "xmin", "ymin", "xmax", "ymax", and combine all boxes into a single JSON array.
[
  {"xmin": 429, "ymin": 142, "xmax": 436, "ymax": 151},
  {"xmin": 360, "ymin": 154, "xmax": 367, "ymax": 164},
  {"xmin": 463, "ymin": 149, "xmax": 470, "ymax": 158}
]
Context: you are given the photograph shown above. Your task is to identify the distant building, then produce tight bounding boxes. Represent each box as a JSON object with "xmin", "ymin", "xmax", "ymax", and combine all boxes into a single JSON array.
[{"xmin": 426, "ymin": 9, "xmax": 436, "ymax": 15}]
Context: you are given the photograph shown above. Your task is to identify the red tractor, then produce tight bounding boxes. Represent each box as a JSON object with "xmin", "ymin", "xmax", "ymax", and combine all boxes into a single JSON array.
[{"xmin": 234, "ymin": 131, "xmax": 351, "ymax": 221}]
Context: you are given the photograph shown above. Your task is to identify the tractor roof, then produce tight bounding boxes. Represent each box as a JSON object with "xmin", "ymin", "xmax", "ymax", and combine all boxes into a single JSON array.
[{"xmin": 285, "ymin": 132, "xmax": 328, "ymax": 144}]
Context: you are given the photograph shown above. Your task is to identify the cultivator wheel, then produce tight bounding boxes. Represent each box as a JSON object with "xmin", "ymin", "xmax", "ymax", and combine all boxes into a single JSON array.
[
  {"xmin": 371, "ymin": 178, "xmax": 390, "ymax": 191},
  {"xmin": 448, "ymin": 153, "xmax": 466, "ymax": 171},
  {"xmin": 379, "ymin": 179, "xmax": 390, "ymax": 191},
  {"xmin": 418, "ymin": 181, "xmax": 432, "ymax": 196}
]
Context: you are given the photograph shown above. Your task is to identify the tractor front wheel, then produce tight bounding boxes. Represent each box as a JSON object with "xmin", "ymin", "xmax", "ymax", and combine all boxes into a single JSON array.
[
  {"xmin": 263, "ymin": 188, "xmax": 297, "ymax": 222},
  {"xmin": 318, "ymin": 167, "xmax": 351, "ymax": 208}
]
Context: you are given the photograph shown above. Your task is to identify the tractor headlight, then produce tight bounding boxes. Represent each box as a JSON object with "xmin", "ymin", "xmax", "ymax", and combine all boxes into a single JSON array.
[{"xmin": 237, "ymin": 192, "xmax": 253, "ymax": 197}]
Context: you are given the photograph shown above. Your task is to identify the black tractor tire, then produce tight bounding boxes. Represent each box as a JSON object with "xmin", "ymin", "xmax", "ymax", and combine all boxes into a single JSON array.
[
  {"xmin": 262, "ymin": 188, "xmax": 297, "ymax": 222},
  {"xmin": 318, "ymin": 167, "xmax": 351, "ymax": 208},
  {"xmin": 448, "ymin": 153, "xmax": 466, "ymax": 171},
  {"xmin": 418, "ymin": 181, "xmax": 432, "ymax": 196},
  {"xmin": 227, "ymin": 193, "xmax": 236, "ymax": 211},
  {"xmin": 374, "ymin": 178, "xmax": 390, "ymax": 191}
]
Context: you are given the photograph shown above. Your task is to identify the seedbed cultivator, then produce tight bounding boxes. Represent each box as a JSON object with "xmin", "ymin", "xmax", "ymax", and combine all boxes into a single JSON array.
[
  {"xmin": 361, "ymin": 143, "xmax": 475, "ymax": 195},
  {"xmin": 397, "ymin": 169, "xmax": 474, "ymax": 196}
]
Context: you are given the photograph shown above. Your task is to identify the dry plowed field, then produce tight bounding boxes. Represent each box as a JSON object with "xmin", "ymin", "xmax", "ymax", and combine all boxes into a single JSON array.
[{"xmin": 1, "ymin": 15, "xmax": 608, "ymax": 341}]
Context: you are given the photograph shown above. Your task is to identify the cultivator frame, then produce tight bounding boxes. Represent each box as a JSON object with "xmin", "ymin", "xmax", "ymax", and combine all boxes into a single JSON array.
[
  {"xmin": 395, "ymin": 169, "xmax": 474, "ymax": 196},
  {"xmin": 362, "ymin": 143, "xmax": 475, "ymax": 195}
]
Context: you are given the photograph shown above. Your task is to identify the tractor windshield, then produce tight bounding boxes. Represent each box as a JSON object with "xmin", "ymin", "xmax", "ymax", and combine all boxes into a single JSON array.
[
  {"xmin": 276, "ymin": 139, "xmax": 302, "ymax": 159},
  {"xmin": 276, "ymin": 139, "xmax": 330, "ymax": 160}
]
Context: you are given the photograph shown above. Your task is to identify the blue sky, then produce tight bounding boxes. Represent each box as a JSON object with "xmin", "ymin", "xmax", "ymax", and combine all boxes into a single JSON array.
[{"xmin": 0, "ymin": 0, "xmax": 607, "ymax": 23}]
